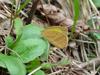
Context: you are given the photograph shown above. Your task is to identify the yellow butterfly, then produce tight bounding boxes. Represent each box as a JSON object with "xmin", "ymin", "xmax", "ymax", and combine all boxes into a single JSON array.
[{"xmin": 42, "ymin": 26, "xmax": 68, "ymax": 49}]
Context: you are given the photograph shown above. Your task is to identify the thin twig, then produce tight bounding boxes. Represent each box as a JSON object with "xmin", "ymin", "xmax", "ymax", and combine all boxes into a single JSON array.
[
  {"xmin": 48, "ymin": 70, "xmax": 63, "ymax": 75},
  {"xmin": 28, "ymin": 66, "xmax": 42, "ymax": 75}
]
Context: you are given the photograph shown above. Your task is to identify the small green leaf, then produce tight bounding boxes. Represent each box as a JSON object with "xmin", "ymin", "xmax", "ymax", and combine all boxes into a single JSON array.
[
  {"xmin": 93, "ymin": 33, "xmax": 100, "ymax": 39},
  {"xmin": 14, "ymin": 18, "xmax": 23, "ymax": 37},
  {"xmin": 87, "ymin": 18, "xmax": 97, "ymax": 27},
  {"xmin": 42, "ymin": 63, "xmax": 53, "ymax": 69},
  {"xmin": 87, "ymin": 17, "xmax": 100, "ymax": 40},
  {"xmin": 16, "ymin": 0, "xmax": 31, "ymax": 15},
  {"xmin": 5, "ymin": 35, "xmax": 14, "ymax": 47},
  {"xmin": 57, "ymin": 58, "xmax": 71, "ymax": 65},
  {"xmin": 27, "ymin": 59, "xmax": 41, "ymax": 72},
  {"xmin": 34, "ymin": 70, "xmax": 45, "ymax": 75},
  {"xmin": 0, "ymin": 53, "xmax": 26, "ymax": 75}
]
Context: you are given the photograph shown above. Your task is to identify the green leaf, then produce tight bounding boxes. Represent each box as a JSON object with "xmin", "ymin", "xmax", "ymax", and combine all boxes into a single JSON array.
[
  {"xmin": 9, "ymin": 23, "xmax": 44, "ymax": 49},
  {"xmin": 92, "ymin": 0, "xmax": 100, "ymax": 8},
  {"xmin": 21, "ymin": 24, "xmax": 44, "ymax": 40},
  {"xmin": 87, "ymin": 17, "xmax": 97, "ymax": 27},
  {"xmin": 16, "ymin": 0, "xmax": 31, "ymax": 15},
  {"xmin": 71, "ymin": 0, "xmax": 80, "ymax": 33},
  {"xmin": 14, "ymin": 18, "xmax": 23, "ymax": 37},
  {"xmin": 27, "ymin": 59, "xmax": 41, "ymax": 72},
  {"xmin": 0, "ymin": 53, "xmax": 26, "ymax": 75},
  {"xmin": 40, "ymin": 39, "xmax": 50, "ymax": 61},
  {"xmin": 42, "ymin": 63, "xmax": 53, "ymax": 69},
  {"xmin": 0, "ymin": 61, "xmax": 6, "ymax": 68},
  {"xmin": 20, "ymin": 38, "xmax": 48, "ymax": 63},
  {"xmin": 5, "ymin": 35, "xmax": 14, "ymax": 47},
  {"xmin": 34, "ymin": 70, "xmax": 45, "ymax": 75},
  {"xmin": 57, "ymin": 58, "xmax": 71, "ymax": 65},
  {"xmin": 11, "ymin": 38, "xmax": 49, "ymax": 63},
  {"xmin": 7, "ymin": 23, "xmax": 49, "ymax": 63},
  {"xmin": 93, "ymin": 33, "xmax": 100, "ymax": 39},
  {"xmin": 87, "ymin": 17, "xmax": 100, "ymax": 39}
]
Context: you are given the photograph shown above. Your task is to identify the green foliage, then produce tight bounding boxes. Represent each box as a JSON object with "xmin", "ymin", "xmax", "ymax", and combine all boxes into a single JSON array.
[
  {"xmin": 93, "ymin": 33, "xmax": 100, "ymax": 39},
  {"xmin": 42, "ymin": 63, "xmax": 53, "ymax": 69},
  {"xmin": 92, "ymin": 0, "xmax": 100, "ymax": 8},
  {"xmin": 0, "ymin": 53, "xmax": 26, "ymax": 75},
  {"xmin": 87, "ymin": 17, "xmax": 100, "ymax": 40},
  {"xmin": 21, "ymin": 24, "xmax": 44, "ymax": 39},
  {"xmin": 14, "ymin": 18, "xmax": 23, "ymax": 37},
  {"xmin": 27, "ymin": 59, "xmax": 41, "ymax": 72},
  {"xmin": 16, "ymin": 0, "xmax": 31, "ymax": 15},
  {"xmin": 3, "ymin": 18, "xmax": 50, "ymax": 74},
  {"xmin": 40, "ymin": 39, "xmax": 50, "ymax": 61},
  {"xmin": 57, "ymin": 58, "xmax": 71, "ymax": 65},
  {"xmin": 71, "ymin": 0, "xmax": 80, "ymax": 33},
  {"xmin": 5, "ymin": 18, "xmax": 49, "ymax": 63},
  {"xmin": 34, "ymin": 70, "xmax": 45, "ymax": 75},
  {"xmin": 5, "ymin": 35, "xmax": 14, "ymax": 48},
  {"xmin": 12, "ymin": 38, "xmax": 48, "ymax": 63},
  {"xmin": 41, "ymin": 58, "xmax": 71, "ymax": 69}
]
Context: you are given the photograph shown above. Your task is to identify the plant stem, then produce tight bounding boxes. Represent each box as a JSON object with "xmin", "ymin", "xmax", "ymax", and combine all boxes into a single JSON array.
[
  {"xmin": 28, "ymin": 66, "xmax": 42, "ymax": 75},
  {"xmin": 25, "ymin": 0, "xmax": 41, "ymax": 24}
]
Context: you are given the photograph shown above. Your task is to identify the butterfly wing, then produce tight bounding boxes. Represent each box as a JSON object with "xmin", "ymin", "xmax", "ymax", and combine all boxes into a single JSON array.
[{"xmin": 42, "ymin": 26, "xmax": 68, "ymax": 49}]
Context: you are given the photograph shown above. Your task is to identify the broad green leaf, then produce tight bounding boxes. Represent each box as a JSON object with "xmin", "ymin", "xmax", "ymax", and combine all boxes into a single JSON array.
[
  {"xmin": 5, "ymin": 35, "xmax": 14, "ymax": 47},
  {"xmin": 0, "ymin": 53, "xmax": 26, "ymax": 75},
  {"xmin": 14, "ymin": 18, "xmax": 23, "ymax": 37},
  {"xmin": 11, "ymin": 38, "xmax": 49, "ymax": 63},
  {"xmin": 21, "ymin": 24, "xmax": 44, "ymax": 40},
  {"xmin": 92, "ymin": 0, "xmax": 100, "ymax": 8},
  {"xmin": 20, "ymin": 38, "xmax": 48, "ymax": 63},
  {"xmin": 9, "ymin": 23, "xmax": 44, "ymax": 49},
  {"xmin": 7, "ymin": 23, "xmax": 49, "ymax": 63},
  {"xmin": 34, "ymin": 70, "xmax": 45, "ymax": 75}
]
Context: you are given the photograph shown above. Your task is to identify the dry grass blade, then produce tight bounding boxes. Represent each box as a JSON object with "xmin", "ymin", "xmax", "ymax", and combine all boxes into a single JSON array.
[{"xmin": 0, "ymin": 0, "xmax": 11, "ymax": 4}]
